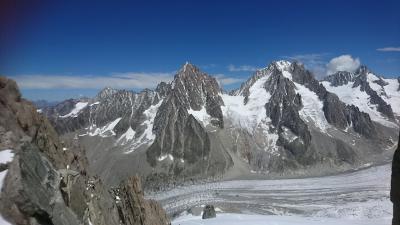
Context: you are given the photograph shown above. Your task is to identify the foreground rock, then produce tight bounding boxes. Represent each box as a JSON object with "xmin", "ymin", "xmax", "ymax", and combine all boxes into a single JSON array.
[
  {"xmin": 115, "ymin": 176, "xmax": 169, "ymax": 225},
  {"xmin": 391, "ymin": 130, "xmax": 400, "ymax": 225},
  {"xmin": 0, "ymin": 76, "xmax": 170, "ymax": 225},
  {"xmin": 202, "ymin": 205, "xmax": 216, "ymax": 219}
]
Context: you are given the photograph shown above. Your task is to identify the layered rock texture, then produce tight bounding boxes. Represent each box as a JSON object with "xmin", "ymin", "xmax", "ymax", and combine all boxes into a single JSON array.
[
  {"xmin": 0, "ymin": 76, "xmax": 169, "ymax": 225},
  {"xmin": 39, "ymin": 61, "xmax": 399, "ymax": 188}
]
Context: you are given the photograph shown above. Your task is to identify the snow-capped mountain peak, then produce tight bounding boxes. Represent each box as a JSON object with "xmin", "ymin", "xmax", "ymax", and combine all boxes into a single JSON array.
[
  {"xmin": 273, "ymin": 60, "xmax": 292, "ymax": 71},
  {"xmin": 322, "ymin": 65, "xmax": 399, "ymax": 126},
  {"xmin": 41, "ymin": 61, "xmax": 398, "ymax": 187}
]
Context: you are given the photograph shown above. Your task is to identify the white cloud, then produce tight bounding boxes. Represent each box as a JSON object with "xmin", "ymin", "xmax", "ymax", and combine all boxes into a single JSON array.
[
  {"xmin": 12, "ymin": 72, "xmax": 174, "ymax": 89},
  {"xmin": 326, "ymin": 55, "xmax": 361, "ymax": 75},
  {"xmin": 227, "ymin": 64, "xmax": 259, "ymax": 72},
  {"xmin": 214, "ymin": 74, "xmax": 245, "ymax": 85},
  {"xmin": 376, "ymin": 47, "xmax": 400, "ymax": 52}
]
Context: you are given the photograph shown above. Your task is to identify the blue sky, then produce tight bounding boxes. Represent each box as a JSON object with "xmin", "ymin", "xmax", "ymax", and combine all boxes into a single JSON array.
[{"xmin": 1, "ymin": 0, "xmax": 399, "ymax": 101}]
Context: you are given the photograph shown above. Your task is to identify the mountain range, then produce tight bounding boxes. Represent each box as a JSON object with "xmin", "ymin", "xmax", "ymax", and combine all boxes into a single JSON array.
[{"xmin": 40, "ymin": 60, "xmax": 400, "ymax": 188}]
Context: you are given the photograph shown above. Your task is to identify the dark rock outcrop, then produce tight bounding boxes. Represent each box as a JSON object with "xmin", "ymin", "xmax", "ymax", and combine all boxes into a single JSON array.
[
  {"xmin": 146, "ymin": 63, "xmax": 226, "ymax": 173},
  {"xmin": 324, "ymin": 71, "xmax": 354, "ymax": 87},
  {"xmin": 115, "ymin": 176, "xmax": 169, "ymax": 225},
  {"xmin": 391, "ymin": 131, "xmax": 400, "ymax": 225},
  {"xmin": 397, "ymin": 77, "xmax": 400, "ymax": 91},
  {"xmin": 202, "ymin": 205, "xmax": 216, "ymax": 219}
]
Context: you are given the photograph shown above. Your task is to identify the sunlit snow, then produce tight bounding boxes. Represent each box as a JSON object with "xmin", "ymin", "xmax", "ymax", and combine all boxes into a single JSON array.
[
  {"xmin": 86, "ymin": 117, "xmax": 122, "ymax": 137},
  {"xmin": 382, "ymin": 78, "xmax": 400, "ymax": 117},
  {"xmin": 294, "ymin": 83, "xmax": 330, "ymax": 132},
  {"xmin": 188, "ymin": 107, "xmax": 212, "ymax": 127},
  {"xmin": 0, "ymin": 149, "xmax": 14, "ymax": 164},
  {"xmin": 221, "ymin": 76, "xmax": 271, "ymax": 133},
  {"xmin": 157, "ymin": 154, "xmax": 174, "ymax": 161},
  {"xmin": 60, "ymin": 102, "xmax": 88, "ymax": 118},
  {"xmin": 124, "ymin": 100, "xmax": 163, "ymax": 154},
  {"xmin": 117, "ymin": 127, "xmax": 136, "ymax": 145},
  {"xmin": 0, "ymin": 149, "xmax": 14, "ymax": 217}
]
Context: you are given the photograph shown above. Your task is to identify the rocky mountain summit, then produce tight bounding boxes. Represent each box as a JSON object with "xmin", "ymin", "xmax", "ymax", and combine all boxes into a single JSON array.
[
  {"xmin": 0, "ymin": 76, "xmax": 170, "ymax": 225},
  {"xmin": 39, "ymin": 61, "xmax": 399, "ymax": 189},
  {"xmin": 323, "ymin": 66, "xmax": 399, "ymax": 125}
]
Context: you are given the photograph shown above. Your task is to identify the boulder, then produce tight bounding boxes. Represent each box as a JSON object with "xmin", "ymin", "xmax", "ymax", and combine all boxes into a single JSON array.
[{"xmin": 202, "ymin": 205, "xmax": 216, "ymax": 219}]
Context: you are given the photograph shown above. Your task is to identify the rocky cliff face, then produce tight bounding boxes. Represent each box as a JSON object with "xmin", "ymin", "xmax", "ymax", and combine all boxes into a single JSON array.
[
  {"xmin": 0, "ymin": 76, "xmax": 170, "ymax": 225},
  {"xmin": 147, "ymin": 63, "xmax": 225, "ymax": 170}
]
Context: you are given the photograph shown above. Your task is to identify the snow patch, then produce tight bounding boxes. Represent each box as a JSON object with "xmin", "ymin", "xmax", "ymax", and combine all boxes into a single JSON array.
[
  {"xmin": 117, "ymin": 127, "xmax": 136, "ymax": 145},
  {"xmin": 0, "ymin": 150, "xmax": 14, "ymax": 203},
  {"xmin": 294, "ymin": 83, "xmax": 330, "ymax": 132},
  {"xmin": 275, "ymin": 60, "xmax": 292, "ymax": 79},
  {"xmin": 158, "ymin": 154, "xmax": 174, "ymax": 161},
  {"xmin": 89, "ymin": 101, "xmax": 100, "ymax": 106},
  {"xmin": 258, "ymin": 122, "xmax": 279, "ymax": 155},
  {"xmin": 221, "ymin": 75, "xmax": 271, "ymax": 133},
  {"xmin": 0, "ymin": 215, "xmax": 13, "ymax": 225},
  {"xmin": 282, "ymin": 126, "xmax": 298, "ymax": 142},
  {"xmin": 382, "ymin": 78, "xmax": 400, "ymax": 117},
  {"xmin": 275, "ymin": 60, "xmax": 291, "ymax": 71},
  {"xmin": 188, "ymin": 107, "xmax": 211, "ymax": 127},
  {"xmin": 86, "ymin": 117, "xmax": 122, "ymax": 137},
  {"xmin": 60, "ymin": 102, "xmax": 88, "ymax": 118},
  {"xmin": 124, "ymin": 101, "xmax": 163, "ymax": 154},
  {"xmin": 0, "ymin": 149, "xmax": 14, "ymax": 164}
]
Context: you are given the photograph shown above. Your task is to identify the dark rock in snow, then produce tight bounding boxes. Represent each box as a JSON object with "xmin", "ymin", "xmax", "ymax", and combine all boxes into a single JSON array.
[{"xmin": 202, "ymin": 205, "xmax": 216, "ymax": 219}]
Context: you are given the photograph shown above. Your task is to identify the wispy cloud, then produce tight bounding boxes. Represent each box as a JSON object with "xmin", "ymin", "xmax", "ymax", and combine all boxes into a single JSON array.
[
  {"xmin": 200, "ymin": 64, "xmax": 217, "ymax": 69},
  {"xmin": 285, "ymin": 53, "xmax": 328, "ymax": 79},
  {"xmin": 227, "ymin": 64, "xmax": 259, "ymax": 72},
  {"xmin": 12, "ymin": 72, "xmax": 174, "ymax": 89},
  {"xmin": 214, "ymin": 74, "xmax": 245, "ymax": 85},
  {"xmin": 376, "ymin": 47, "xmax": 400, "ymax": 52}
]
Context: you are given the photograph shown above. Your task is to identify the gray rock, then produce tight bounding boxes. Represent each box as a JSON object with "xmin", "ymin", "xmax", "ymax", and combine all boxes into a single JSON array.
[{"xmin": 202, "ymin": 205, "xmax": 216, "ymax": 219}]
